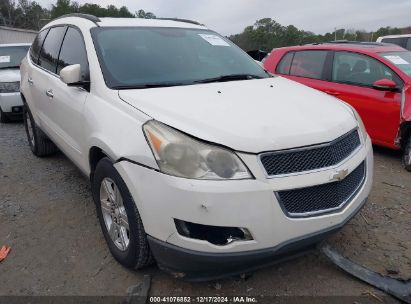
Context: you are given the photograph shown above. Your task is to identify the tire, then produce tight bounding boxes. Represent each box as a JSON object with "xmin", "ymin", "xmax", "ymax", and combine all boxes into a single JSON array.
[
  {"xmin": 23, "ymin": 104, "xmax": 58, "ymax": 157},
  {"xmin": 403, "ymin": 134, "xmax": 411, "ymax": 172},
  {"xmin": 0, "ymin": 108, "xmax": 9, "ymax": 123},
  {"xmin": 92, "ymin": 157, "xmax": 154, "ymax": 269}
]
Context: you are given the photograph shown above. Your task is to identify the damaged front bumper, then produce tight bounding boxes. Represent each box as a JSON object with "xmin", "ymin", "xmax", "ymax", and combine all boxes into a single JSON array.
[{"xmin": 149, "ymin": 198, "xmax": 367, "ymax": 282}]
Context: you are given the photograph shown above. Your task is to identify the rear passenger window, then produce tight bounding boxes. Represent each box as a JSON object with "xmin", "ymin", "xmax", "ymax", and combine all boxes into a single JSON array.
[
  {"xmin": 289, "ymin": 51, "xmax": 328, "ymax": 80},
  {"xmin": 57, "ymin": 27, "xmax": 89, "ymax": 81},
  {"xmin": 30, "ymin": 29, "xmax": 49, "ymax": 64},
  {"xmin": 276, "ymin": 52, "xmax": 294, "ymax": 75},
  {"xmin": 38, "ymin": 26, "xmax": 67, "ymax": 73}
]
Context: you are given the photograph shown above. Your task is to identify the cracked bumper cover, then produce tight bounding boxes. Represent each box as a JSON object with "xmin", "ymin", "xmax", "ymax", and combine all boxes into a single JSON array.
[{"xmin": 147, "ymin": 198, "xmax": 367, "ymax": 282}]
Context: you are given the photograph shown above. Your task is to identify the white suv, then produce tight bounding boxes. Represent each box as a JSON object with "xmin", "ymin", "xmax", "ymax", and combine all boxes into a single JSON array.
[
  {"xmin": 0, "ymin": 43, "xmax": 31, "ymax": 122},
  {"xmin": 20, "ymin": 14, "xmax": 373, "ymax": 281}
]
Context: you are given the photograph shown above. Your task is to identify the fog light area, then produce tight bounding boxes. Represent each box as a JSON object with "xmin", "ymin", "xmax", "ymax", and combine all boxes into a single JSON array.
[{"xmin": 174, "ymin": 219, "xmax": 253, "ymax": 246}]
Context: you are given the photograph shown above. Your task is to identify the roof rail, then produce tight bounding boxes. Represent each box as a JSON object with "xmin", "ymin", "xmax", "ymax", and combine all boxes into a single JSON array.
[
  {"xmin": 54, "ymin": 13, "xmax": 101, "ymax": 25},
  {"xmin": 156, "ymin": 18, "xmax": 203, "ymax": 26},
  {"xmin": 327, "ymin": 40, "xmax": 384, "ymax": 46}
]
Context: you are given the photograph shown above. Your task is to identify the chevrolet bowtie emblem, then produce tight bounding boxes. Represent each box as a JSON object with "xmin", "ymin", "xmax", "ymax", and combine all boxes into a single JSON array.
[{"xmin": 330, "ymin": 168, "xmax": 349, "ymax": 182}]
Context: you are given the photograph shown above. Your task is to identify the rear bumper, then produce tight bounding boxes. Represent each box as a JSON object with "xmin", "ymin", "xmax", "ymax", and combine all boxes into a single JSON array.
[{"xmin": 148, "ymin": 198, "xmax": 367, "ymax": 282}]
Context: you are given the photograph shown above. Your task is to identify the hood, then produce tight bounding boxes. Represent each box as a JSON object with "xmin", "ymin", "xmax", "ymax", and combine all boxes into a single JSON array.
[
  {"xmin": 0, "ymin": 68, "xmax": 20, "ymax": 82},
  {"xmin": 119, "ymin": 77, "xmax": 357, "ymax": 153}
]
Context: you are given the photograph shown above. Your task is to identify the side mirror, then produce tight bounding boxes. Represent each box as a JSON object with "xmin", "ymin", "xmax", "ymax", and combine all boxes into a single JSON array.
[
  {"xmin": 60, "ymin": 64, "xmax": 82, "ymax": 85},
  {"xmin": 372, "ymin": 79, "xmax": 398, "ymax": 92}
]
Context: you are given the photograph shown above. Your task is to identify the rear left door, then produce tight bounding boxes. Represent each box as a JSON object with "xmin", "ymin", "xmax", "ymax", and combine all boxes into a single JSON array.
[
  {"xmin": 33, "ymin": 26, "xmax": 67, "ymax": 131},
  {"xmin": 275, "ymin": 49, "xmax": 335, "ymax": 94}
]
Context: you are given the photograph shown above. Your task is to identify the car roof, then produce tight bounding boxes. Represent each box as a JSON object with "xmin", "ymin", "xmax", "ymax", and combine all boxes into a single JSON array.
[
  {"xmin": 274, "ymin": 42, "xmax": 406, "ymax": 55},
  {"xmin": 0, "ymin": 43, "xmax": 31, "ymax": 47}
]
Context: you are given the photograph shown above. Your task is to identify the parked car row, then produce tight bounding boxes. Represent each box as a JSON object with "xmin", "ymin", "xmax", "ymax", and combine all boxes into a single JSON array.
[{"xmin": 263, "ymin": 41, "xmax": 411, "ymax": 171}]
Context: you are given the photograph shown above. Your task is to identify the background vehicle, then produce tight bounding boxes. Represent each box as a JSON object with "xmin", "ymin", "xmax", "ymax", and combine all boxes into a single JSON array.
[
  {"xmin": 264, "ymin": 42, "xmax": 411, "ymax": 171},
  {"xmin": 377, "ymin": 34, "xmax": 411, "ymax": 51},
  {"xmin": 20, "ymin": 14, "xmax": 373, "ymax": 280},
  {"xmin": 0, "ymin": 43, "xmax": 30, "ymax": 123}
]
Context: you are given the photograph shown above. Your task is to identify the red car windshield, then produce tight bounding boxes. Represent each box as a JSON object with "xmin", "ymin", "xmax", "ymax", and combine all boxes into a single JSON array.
[{"xmin": 380, "ymin": 51, "xmax": 411, "ymax": 77}]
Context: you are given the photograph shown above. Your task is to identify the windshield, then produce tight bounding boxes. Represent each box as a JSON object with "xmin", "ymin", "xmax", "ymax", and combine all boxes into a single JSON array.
[
  {"xmin": 0, "ymin": 45, "xmax": 30, "ymax": 69},
  {"xmin": 91, "ymin": 27, "xmax": 268, "ymax": 89},
  {"xmin": 380, "ymin": 51, "xmax": 411, "ymax": 77}
]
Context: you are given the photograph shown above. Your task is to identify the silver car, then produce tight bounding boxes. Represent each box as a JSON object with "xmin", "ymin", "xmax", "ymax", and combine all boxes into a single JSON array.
[{"xmin": 0, "ymin": 43, "xmax": 31, "ymax": 123}]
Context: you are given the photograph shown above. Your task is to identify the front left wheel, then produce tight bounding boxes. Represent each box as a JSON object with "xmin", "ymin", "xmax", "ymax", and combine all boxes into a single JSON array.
[{"xmin": 92, "ymin": 157, "xmax": 154, "ymax": 269}]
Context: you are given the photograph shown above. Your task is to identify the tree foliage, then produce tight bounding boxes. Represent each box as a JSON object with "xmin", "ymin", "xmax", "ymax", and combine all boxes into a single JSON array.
[
  {"xmin": 0, "ymin": 0, "xmax": 156, "ymax": 30},
  {"xmin": 229, "ymin": 18, "xmax": 410, "ymax": 52},
  {"xmin": 0, "ymin": 0, "xmax": 409, "ymax": 47}
]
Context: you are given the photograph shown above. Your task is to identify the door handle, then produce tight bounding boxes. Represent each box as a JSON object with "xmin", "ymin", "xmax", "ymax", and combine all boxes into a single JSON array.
[
  {"xmin": 325, "ymin": 90, "xmax": 340, "ymax": 97},
  {"xmin": 46, "ymin": 89, "xmax": 54, "ymax": 98},
  {"xmin": 28, "ymin": 77, "xmax": 34, "ymax": 85}
]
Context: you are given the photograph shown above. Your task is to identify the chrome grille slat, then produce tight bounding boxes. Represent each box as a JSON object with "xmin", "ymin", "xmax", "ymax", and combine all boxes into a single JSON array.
[
  {"xmin": 260, "ymin": 129, "xmax": 361, "ymax": 176},
  {"xmin": 276, "ymin": 161, "xmax": 366, "ymax": 217}
]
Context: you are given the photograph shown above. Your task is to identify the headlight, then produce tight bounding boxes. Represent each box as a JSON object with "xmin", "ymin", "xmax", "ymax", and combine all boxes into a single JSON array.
[
  {"xmin": 0, "ymin": 82, "xmax": 20, "ymax": 93},
  {"xmin": 143, "ymin": 120, "xmax": 253, "ymax": 180}
]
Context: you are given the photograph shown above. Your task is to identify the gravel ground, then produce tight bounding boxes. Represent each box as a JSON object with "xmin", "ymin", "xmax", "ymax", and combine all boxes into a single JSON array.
[{"xmin": 0, "ymin": 122, "xmax": 409, "ymax": 302}]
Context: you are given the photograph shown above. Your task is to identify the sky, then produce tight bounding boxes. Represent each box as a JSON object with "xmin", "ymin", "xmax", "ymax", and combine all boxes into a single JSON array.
[{"xmin": 36, "ymin": 0, "xmax": 411, "ymax": 36}]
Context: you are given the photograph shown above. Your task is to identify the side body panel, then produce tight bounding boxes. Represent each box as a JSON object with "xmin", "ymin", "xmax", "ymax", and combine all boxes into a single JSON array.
[{"xmin": 265, "ymin": 48, "xmax": 407, "ymax": 149}]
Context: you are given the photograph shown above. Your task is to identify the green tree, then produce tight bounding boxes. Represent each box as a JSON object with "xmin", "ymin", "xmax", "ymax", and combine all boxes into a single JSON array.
[{"xmin": 136, "ymin": 9, "xmax": 156, "ymax": 19}]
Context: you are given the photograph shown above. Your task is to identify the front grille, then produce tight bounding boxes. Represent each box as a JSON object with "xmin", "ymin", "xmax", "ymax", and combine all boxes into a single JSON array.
[
  {"xmin": 276, "ymin": 161, "xmax": 366, "ymax": 217},
  {"xmin": 260, "ymin": 129, "xmax": 361, "ymax": 176}
]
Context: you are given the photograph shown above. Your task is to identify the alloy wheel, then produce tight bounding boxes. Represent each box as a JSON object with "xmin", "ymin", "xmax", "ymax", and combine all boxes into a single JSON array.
[{"xmin": 100, "ymin": 177, "xmax": 130, "ymax": 251}]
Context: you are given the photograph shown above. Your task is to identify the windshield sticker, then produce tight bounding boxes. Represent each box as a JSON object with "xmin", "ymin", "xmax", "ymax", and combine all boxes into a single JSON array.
[
  {"xmin": 384, "ymin": 55, "xmax": 409, "ymax": 65},
  {"xmin": 198, "ymin": 34, "xmax": 230, "ymax": 46},
  {"xmin": 0, "ymin": 56, "xmax": 11, "ymax": 63}
]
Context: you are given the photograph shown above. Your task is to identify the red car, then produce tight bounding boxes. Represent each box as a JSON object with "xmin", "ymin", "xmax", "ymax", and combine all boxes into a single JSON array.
[{"xmin": 264, "ymin": 42, "xmax": 411, "ymax": 171}]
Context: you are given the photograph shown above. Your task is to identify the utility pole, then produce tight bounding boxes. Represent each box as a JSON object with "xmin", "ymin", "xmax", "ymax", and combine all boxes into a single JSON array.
[{"xmin": 334, "ymin": 27, "xmax": 337, "ymax": 41}]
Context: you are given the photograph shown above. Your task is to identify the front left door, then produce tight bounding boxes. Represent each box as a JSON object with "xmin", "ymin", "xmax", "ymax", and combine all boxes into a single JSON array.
[
  {"xmin": 43, "ymin": 26, "xmax": 90, "ymax": 169},
  {"xmin": 325, "ymin": 51, "xmax": 403, "ymax": 149}
]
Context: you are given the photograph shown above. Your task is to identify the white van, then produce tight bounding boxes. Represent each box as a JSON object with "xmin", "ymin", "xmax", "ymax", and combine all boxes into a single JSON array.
[{"xmin": 377, "ymin": 34, "xmax": 411, "ymax": 51}]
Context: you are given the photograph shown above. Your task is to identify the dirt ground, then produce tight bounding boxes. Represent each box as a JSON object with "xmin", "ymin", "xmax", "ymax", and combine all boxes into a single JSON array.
[{"xmin": 0, "ymin": 122, "xmax": 410, "ymax": 302}]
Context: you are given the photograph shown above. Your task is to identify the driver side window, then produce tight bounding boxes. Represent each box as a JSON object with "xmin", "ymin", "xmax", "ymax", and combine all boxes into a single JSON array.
[
  {"xmin": 57, "ymin": 27, "xmax": 90, "ymax": 81},
  {"xmin": 332, "ymin": 51, "xmax": 401, "ymax": 88}
]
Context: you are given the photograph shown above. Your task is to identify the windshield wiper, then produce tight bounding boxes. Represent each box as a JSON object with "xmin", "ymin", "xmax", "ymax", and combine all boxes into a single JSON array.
[
  {"xmin": 0, "ymin": 66, "xmax": 19, "ymax": 70},
  {"xmin": 113, "ymin": 82, "xmax": 188, "ymax": 90},
  {"xmin": 193, "ymin": 74, "xmax": 265, "ymax": 84}
]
